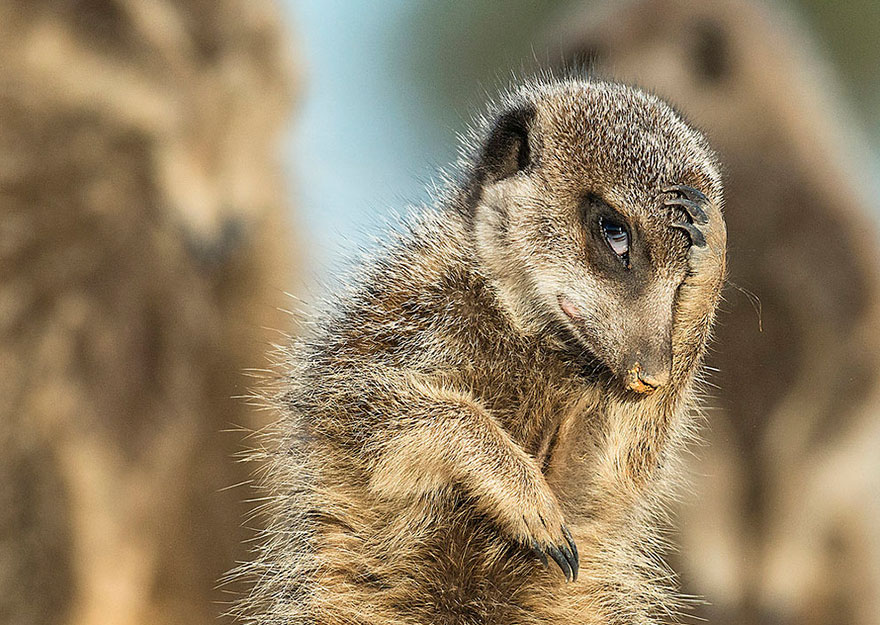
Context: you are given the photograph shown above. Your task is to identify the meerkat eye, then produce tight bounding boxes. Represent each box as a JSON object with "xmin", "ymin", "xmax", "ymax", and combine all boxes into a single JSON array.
[{"xmin": 599, "ymin": 217, "xmax": 630, "ymax": 261}]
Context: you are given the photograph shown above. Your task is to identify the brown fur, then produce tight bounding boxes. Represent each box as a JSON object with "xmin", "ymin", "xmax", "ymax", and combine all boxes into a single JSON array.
[
  {"xmin": 238, "ymin": 78, "xmax": 726, "ymax": 624},
  {"xmin": 550, "ymin": 0, "xmax": 880, "ymax": 623},
  {"xmin": 0, "ymin": 1, "xmax": 296, "ymax": 624}
]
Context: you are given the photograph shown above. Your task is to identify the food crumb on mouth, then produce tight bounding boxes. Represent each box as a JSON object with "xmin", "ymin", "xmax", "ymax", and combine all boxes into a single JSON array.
[{"xmin": 627, "ymin": 362, "xmax": 656, "ymax": 394}]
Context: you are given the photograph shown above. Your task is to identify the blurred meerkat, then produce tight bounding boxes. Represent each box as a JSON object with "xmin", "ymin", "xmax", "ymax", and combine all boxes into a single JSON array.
[
  {"xmin": 237, "ymin": 78, "xmax": 727, "ymax": 625},
  {"xmin": 0, "ymin": 1, "xmax": 297, "ymax": 624},
  {"xmin": 551, "ymin": 0, "xmax": 880, "ymax": 623}
]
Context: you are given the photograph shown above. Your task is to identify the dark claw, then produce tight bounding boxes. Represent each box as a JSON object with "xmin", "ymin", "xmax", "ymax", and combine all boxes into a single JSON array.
[
  {"xmin": 671, "ymin": 221, "xmax": 706, "ymax": 248},
  {"xmin": 663, "ymin": 184, "xmax": 709, "ymax": 204},
  {"xmin": 562, "ymin": 526, "xmax": 579, "ymax": 582},
  {"xmin": 664, "ymin": 197, "xmax": 708, "ymax": 224},
  {"xmin": 546, "ymin": 544, "xmax": 573, "ymax": 582},
  {"xmin": 530, "ymin": 539, "xmax": 549, "ymax": 569},
  {"xmin": 558, "ymin": 542, "xmax": 578, "ymax": 582}
]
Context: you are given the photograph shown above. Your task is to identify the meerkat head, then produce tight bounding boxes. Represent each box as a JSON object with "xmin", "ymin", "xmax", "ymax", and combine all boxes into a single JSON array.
[{"xmin": 464, "ymin": 79, "xmax": 721, "ymax": 395}]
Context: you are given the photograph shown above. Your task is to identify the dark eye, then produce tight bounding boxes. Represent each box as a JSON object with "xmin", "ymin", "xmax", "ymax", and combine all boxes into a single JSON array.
[{"xmin": 600, "ymin": 217, "xmax": 630, "ymax": 262}]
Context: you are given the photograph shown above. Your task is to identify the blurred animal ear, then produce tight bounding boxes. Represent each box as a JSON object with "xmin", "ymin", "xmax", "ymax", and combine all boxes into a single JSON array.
[
  {"xmin": 692, "ymin": 19, "xmax": 730, "ymax": 83},
  {"xmin": 477, "ymin": 104, "xmax": 536, "ymax": 184}
]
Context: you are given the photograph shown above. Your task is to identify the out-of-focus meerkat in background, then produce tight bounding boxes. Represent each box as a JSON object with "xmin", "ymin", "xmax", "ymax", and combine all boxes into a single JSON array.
[
  {"xmin": 549, "ymin": 0, "xmax": 880, "ymax": 623},
  {"xmin": 0, "ymin": 1, "xmax": 298, "ymax": 624}
]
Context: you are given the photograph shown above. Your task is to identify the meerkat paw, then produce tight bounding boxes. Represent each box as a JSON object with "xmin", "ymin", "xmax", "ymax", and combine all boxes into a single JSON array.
[
  {"xmin": 501, "ymin": 484, "xmax": 579, "ymax": 582},
  {"xmin": 664, "ymin": 184, "xmax": 726, "ymax": 284}
]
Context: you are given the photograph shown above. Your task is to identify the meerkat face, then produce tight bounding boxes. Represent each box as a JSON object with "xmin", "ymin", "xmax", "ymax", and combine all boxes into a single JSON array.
[{"xmin": 469, "ymin": 80, "xmax": 721, "ymax": 394}]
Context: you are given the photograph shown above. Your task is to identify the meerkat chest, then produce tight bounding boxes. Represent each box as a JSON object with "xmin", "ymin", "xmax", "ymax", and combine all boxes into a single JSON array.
[{"xmin": 468, "ymin": 361, "xmax": 598, "ymax": 461}]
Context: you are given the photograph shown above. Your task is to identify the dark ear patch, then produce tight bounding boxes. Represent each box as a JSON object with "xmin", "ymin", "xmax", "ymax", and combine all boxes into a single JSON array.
[
  {"xmin": 478, "ymin": 105, "xmax": 536, "ymax": 184},
  {"xmin": 692, "ymin": 19, "xmax": 730, "ymax": 83},
  {"xmin": 458, "ymin": 104, "xmax": 536, "ymax": 217}
]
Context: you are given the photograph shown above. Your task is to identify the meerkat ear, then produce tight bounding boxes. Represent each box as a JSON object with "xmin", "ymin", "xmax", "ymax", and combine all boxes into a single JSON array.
[{"xmin": 477, "ymin": 104, "xmax": 536, "ymax": 184}]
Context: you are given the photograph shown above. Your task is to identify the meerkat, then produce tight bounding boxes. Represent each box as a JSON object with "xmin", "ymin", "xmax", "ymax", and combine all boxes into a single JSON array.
[
  {"xmin": 237, "ymin": 77, "xmax": 726, "ymax": 625},
  {"xmin": 549, "ymin": 1, "xmax": 880, "ymax": 623},
  {"xmin": 0, "ymin": 1, "xmax": 297, "ymax": 624}
]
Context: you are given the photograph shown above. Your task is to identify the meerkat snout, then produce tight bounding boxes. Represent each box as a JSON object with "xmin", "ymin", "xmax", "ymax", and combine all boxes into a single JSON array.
[
  {"xmin": 559, "ymin": 293, "xmax": 672, "ymax": 394},
  {"xmin": 626, "ymin": 362, "xmax": 670, "ymax": 394},
  {"xmin": 624, "ymin": 335, "xmax": 673, "ymax": 393}
]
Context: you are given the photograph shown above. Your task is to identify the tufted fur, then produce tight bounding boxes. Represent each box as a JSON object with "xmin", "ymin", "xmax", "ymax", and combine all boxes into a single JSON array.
[{"xmin": 237, "ymin": 78, "xmax": 726, "ymax": 625}]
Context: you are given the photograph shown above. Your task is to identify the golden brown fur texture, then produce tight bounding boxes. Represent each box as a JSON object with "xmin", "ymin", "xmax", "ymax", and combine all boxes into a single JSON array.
[
  {"xmin": 551, "ymin": 1, "xmax": 880, "ymax": 623},
  {"xmin": 238, "ymin": 78, "xmax": 726, "ymax": 625},
  {"xmin": 0, "ymin": 1, "xmax": 296, "ymax": 624}
]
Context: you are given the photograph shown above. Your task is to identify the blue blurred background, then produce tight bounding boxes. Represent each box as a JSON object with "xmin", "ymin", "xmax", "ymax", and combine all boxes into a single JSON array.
[{"xmin": 280, "ymin": 1, "xmax": 450, "ymax": 276}]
